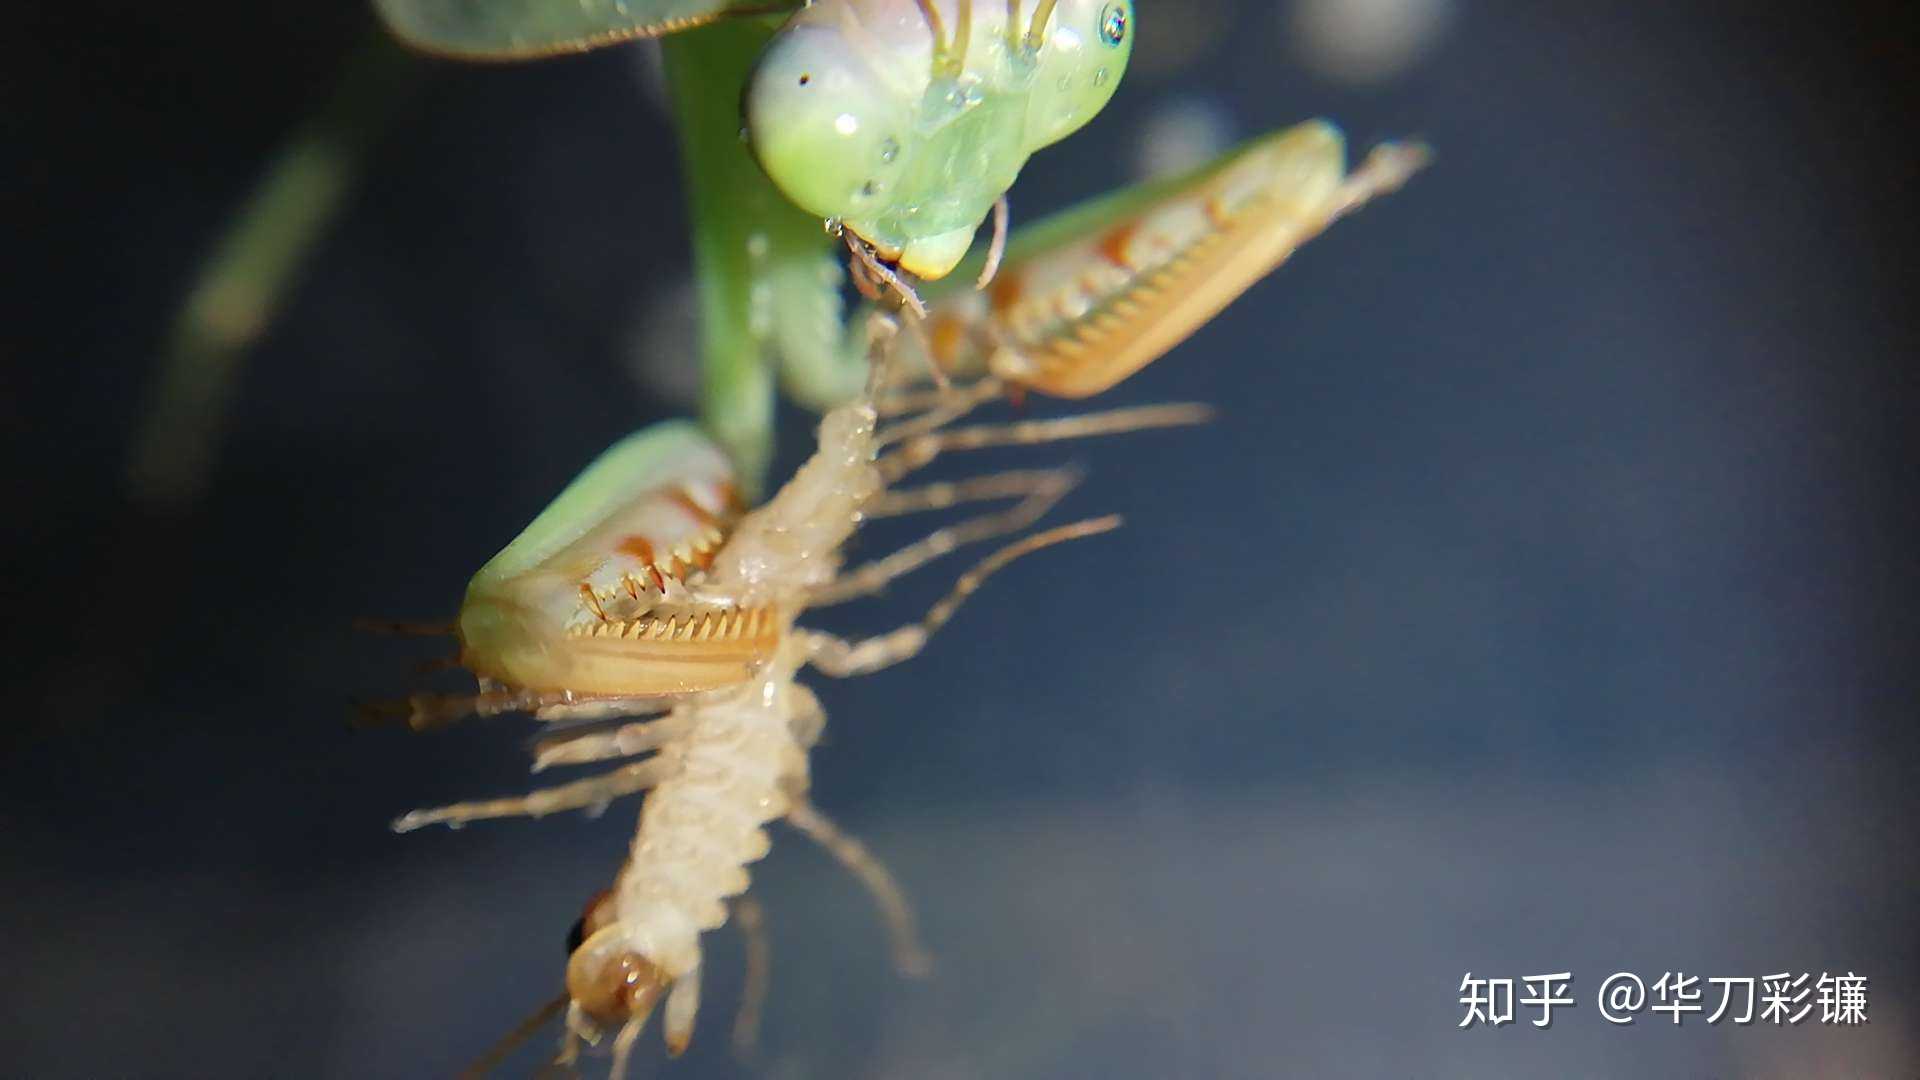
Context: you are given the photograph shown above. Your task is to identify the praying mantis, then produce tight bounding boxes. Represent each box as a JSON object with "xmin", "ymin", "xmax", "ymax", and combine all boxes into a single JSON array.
[
  {"xmin": 374, "ymin": 0, "xmax": 1136, "ymax": 486},
  {"xmin": 360, "ymin": 0, "xmax": 1428, "ymax": 1069}
]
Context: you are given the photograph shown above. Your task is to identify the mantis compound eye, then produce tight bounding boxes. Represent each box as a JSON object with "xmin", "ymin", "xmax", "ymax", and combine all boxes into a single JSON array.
[{"xmin": 1098, "ymin": 2, "xmax": 1128, "ymax": 47}]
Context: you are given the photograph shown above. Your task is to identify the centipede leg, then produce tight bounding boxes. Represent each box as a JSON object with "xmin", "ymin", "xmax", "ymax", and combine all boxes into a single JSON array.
[
  {"xmin": 391, "ymin": 753, "xmax": 684, "ymax": 832},
  {"xmin": 785, "ymin": 798, "xmax": 934, "ymax": 977},
  {"xmin": 531, "ymin": 711, "xmax": 697, "ymax": 772},
  {"xmin": 729, "ymin": 895, "xmax": 772, "ymax": 1060},
  {"xmin": 875, "ymin": 375, "xmax": 1006, "ymax": 447},
  {"xmin": 877, "ymin": 402, "xmax": 1214, "ymax": 483},
  {"xmin": 804, "ymin": 516, "xmax": 1120, "ymax": 677},
  {"xmin": 807, "ymin": 467, "xmax": 1080, "ymax": 607}
]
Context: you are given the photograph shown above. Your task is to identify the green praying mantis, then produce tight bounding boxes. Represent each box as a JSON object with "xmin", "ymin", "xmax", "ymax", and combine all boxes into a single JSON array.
[
  {"xmin": 376, "ymin": 0, "xmax": 1144, "ymax": 485},
  {"xmin": 358, "ymin": 0, "xmax": 1428, "ymax": 1069}
]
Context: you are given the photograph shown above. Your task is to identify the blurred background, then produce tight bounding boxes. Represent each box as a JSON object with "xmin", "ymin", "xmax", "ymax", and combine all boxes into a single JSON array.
[{"xmin": 8, "ymin": 1, "xmax": 1917, "ymax": 1075}]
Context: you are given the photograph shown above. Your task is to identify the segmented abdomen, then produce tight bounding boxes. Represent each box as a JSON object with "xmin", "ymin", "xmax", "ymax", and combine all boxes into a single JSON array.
[{"xmin": 611, "ymin": 665, "xmax": 813, "ymax": 976}]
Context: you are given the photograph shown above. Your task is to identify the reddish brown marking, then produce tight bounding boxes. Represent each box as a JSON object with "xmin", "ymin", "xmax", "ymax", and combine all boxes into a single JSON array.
[
  {"xmin": 623, "ymin": 576, "xmax": 640, "ymax": 600},
  {"xmin": 578, "ymin": 584, "xmax": 609, "ymax": 621},
  {"xmin": 1096, "ymin": 222, "xmax": 1139, "ymax": 269},
  {"xmin": 716, "ymin": 482, "xmax": 746, "ymax": 516},
  {"xmin": 1202, "ymin": 194, "xmax": 1233, "ymax": 229},
  {"xmin": 615, "ymin": 535, "xmax": 670, "ymax": 591},
  {"xmin": 667, "ymin": 489, "xmax": 718, "ymax": 528}
]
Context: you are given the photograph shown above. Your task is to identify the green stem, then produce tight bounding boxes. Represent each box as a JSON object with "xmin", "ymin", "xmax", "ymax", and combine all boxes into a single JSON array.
[{"xmin": 663, "ymin": 19, "xmax": 837, "ymax": 497}]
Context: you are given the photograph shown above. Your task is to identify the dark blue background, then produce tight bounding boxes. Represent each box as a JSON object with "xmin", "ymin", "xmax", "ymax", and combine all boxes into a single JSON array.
[{"xmin": 7, "ymin": 2, "xmax": 1916, "ymax": 1075}]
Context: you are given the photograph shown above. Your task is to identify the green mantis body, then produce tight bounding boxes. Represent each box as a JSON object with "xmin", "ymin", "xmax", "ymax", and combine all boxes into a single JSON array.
[
  {"xmin": 373, "ymin": 0, "xmax": 1135, "ymax": 486},
  {"xmin": 366, "ymin": 4, "xmax": 1426, "ymax": 1066}
]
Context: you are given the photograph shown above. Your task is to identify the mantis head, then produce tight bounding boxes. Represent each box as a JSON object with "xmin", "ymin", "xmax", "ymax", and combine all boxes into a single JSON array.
[{"xmin": 745, "ymin": 0, "xmax": 1133, "ymax": 279}]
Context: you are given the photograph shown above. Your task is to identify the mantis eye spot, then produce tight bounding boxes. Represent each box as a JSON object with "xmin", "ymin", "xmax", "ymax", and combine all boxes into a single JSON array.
[
  {"xmin": 798, "ymin": 73, "xmax": 811, "ymax": 86},
  {"xmin": 1098, "ymin": 3, "xmax": 1127, "ymax": 47}
]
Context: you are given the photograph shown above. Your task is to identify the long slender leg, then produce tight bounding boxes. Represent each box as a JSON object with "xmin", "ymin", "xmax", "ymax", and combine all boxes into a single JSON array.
[
  {"xmin": 805, "ymin": 516, "xmax": 1119, "ymax": 678},
  {"xmin": 531, "ymin": 712, "xmax": 698, "ymax": 772},
  {"xmin": 730, "ymin": 895, "xmax": 772, "ymax": 1060},
  {"xmin": 875, "ymin": 375, "xmax": 1006, "ymax": 447},
  {"xmin": 878, "ymin": 403, "xmax": 1213, "ymax": 484},
  {"xmin": 865, "ymin": 466, "xmax": 1078, "ymax": 519},
  {"xmin": 785, "ymin": 798, "xmax": 934, "ymax": 977},
  {"xmin": 391, "ymin": 753, "xmax": 683, "ymax": 832},
  {"xmin": 807, "ymin": 468, "xmax": 1079, "ymax": 607},
  {"xmin": 874, "ymin": 376, "xmax": 1000, "ymax": 419}
]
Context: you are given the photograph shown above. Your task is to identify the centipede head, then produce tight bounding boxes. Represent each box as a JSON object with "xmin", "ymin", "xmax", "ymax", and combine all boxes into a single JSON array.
[{"xmin": 565, "ymin": 922, "xmax": 670, "ymax": 1037}]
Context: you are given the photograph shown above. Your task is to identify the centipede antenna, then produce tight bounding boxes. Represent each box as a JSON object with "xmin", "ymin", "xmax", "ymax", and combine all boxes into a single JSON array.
[{"xmin": 456, "ymin": 990, "xmax": 570, "ymax": 1080}]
